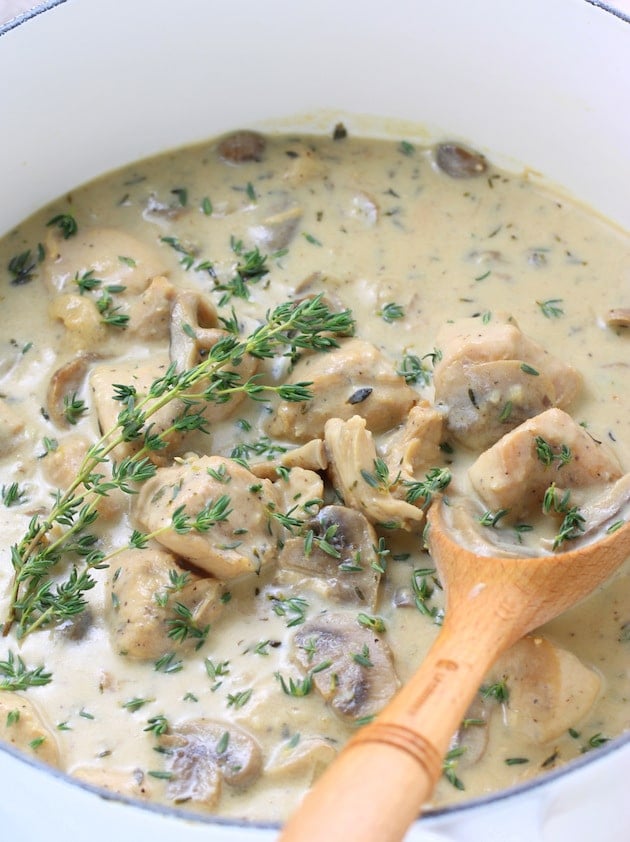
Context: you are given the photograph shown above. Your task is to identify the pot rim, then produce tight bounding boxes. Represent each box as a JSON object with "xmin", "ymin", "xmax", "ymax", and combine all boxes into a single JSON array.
[{"xmin": 1, "ymin": 0, "xmax": 629, "ymax": 833}]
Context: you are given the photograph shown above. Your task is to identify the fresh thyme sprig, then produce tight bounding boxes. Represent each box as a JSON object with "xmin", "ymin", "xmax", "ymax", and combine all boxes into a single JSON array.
[
  {"xmin": 0, "ymin": 650, "xmax": 52, "ymax": 691},
  {"xmin": 3, "ymin": 295, "xmax": 354, "ymax": 639}
]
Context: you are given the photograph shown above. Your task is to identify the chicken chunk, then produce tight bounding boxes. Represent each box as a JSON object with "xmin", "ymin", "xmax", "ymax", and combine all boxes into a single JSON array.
[
  {"xmin": 273, "ymin": 467, "xmax": 324, "ymax": 526},
  {"xmin": 134, "ymin": 455, "xmax": 281, "ymax": 580},
  {"xmin": 158, "ymin": 719, "xmax": 262, "ymax": 808},
  {"xmin": 278, "ymin": 505, "xmax": 382, "ymax": 609},
  {"xmin": 44, "ymin": 227, "xmax": 166, "ymax": 295},
  {"xmin": 324, "ymin": 415, "xmax": 425, "ymax": 531},
  {"xmin": 268, "ymin": 339, "xmax": 418, "ymax": 443},
  {"xmin": 469, "ymin": 408, "xmax": 623, "ymax": 518},
  {"xmin": 433, "ymin": 315, "xmax": 582, "ymax": 449},
  {"xmin": 0, "ymin": 691, "xmax": 60, "ymax": 767},
  {"xmin": 487, "ymin": 636, "xmax": 601, "ymax": 743},
  {"xmin": 105, "ymin": 546, "xmax": 225, "ymax": 660},
  {"xmin": 380, "ymin": 402, "xmax": 446, "ymax": 482},
  {"xmin": 292, "ymin": 613, "xmax": 399, "ymax": 721}
]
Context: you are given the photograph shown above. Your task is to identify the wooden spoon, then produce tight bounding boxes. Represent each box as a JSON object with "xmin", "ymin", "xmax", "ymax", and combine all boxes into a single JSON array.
[{"xmin": 279, "ymin": 500, "xmax": 630, "ymax": 842}]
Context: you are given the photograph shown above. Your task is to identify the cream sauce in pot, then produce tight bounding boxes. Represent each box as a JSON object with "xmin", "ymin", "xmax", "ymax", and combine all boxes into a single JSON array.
[{"xmin": 0, "ymin": 129, "xmax": 628, "ymax": 821}]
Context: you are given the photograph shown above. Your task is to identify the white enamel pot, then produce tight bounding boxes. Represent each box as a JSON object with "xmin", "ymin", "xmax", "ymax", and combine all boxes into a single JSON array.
[{"xmin": 1, "ymin": 2, "xmax": 629, "ymax": 841}]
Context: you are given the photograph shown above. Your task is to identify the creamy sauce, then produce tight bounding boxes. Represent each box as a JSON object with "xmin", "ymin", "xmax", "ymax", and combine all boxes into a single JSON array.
[{"xmin": 0, "ymin": 129, "xmax": 628, "ymax": 821}]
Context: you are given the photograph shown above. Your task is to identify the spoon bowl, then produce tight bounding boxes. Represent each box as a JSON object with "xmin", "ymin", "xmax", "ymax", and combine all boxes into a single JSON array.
[{"xmin": 279, "ymin": 500, "xmax": 630, "ymax": 842}]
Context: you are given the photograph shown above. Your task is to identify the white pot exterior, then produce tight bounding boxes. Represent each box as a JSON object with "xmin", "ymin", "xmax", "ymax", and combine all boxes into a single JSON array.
[{"xmin": 1, "ymin": 1, "xmax": 629, "ymax": 840}]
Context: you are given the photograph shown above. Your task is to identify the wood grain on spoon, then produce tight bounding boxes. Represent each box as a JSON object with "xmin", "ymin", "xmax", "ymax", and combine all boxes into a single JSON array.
[{"xmin": 279, "ymin": 500, "xmax": 630, "ymax": 842}]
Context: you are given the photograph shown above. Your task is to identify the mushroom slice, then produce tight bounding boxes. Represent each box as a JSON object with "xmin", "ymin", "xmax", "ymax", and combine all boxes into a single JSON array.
[
  {"xmin": 0, "ymin": 691, "xmax": 60, "ymax": 767},
  {"xmin": 605, "ymin": 307, "xmax": 630, "ymax": 328},
  {"xmin": 381, "ymin": 403, "xmax": 446, "ymax": 482},
  {"xmin": 448, "ymin": 698, "xmax": 490, "ymax": 769},
  {"xmin": 217, "ymin": 130, "xmax": 266, "ymax": 164},
  {"xmin": 134, "ymin": 455, "xmax": 281, "ymax": 580},
  {"xmin": 265, "ymin": 736, "xmax": 336, "ymax": 782},
  {"xmin": 159, "ymin": 719, "xmax": 263, "ymax": 808},
  {"xmin": 105, "ymin": 547, "xmax": 225, "ymax": 660},
  {"xmin": 292, "ymin": 614, "xmax": 399, "ymax": 721},
  {"xmin": 268, "ymin": 338, "xmax": 418, "ymax": 443},
  {"xmin": 278, "ymin": 505, "xmax": 381, "ymax": 609},
  {"xmin": 248, "ymin": 193, "xmax": 303, "ymax": 251},
  {"xmin": 487, "ymin": 636, "xmax": 601, "ymax": 743},
  {"xmin": 469, "ymin": 408, "xmax": 623, "ymax": 519},
  {"xmin": 46, "ymin": 353, "xmax": 97, "ymax": 427},
  {"xmin": 169, "ymin": 289, "xmax": 258, "ymax": 424},
  {"xmin": 0, "ymin": 398, "xmax": 25, "ymax": 455},
  {"xmin": 325, "ymin": 415, "xmax": 425, "ymax": 531},
  {"xmin": 43, "ymin": 226, "xmax": 166, "ymax": 295},
  {"xmin": 435, "ymin": 142, "xmax": 488, "ymax": 178}
]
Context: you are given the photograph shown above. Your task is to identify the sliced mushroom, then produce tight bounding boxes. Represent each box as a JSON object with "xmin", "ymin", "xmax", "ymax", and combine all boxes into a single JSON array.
[
  {"xmin": 133, "ymin": 454, "xmax": 281, "ymax": 580},
  {"xmin": 105, "ymin": 546, "xmax": 225, "ymax": 660},
  {"xmin": 434, "ymin": 314, "xmax": 582, "ymax": 449},
  {"xmin": 268, "ymin": 338, "xmax": 418, "ymax": 443},
  {"xmin": 247, "ymin": 193, "xmax": 303, "ymax": 251},
  {"xmin": 278, "ymin": 505, "xmax": 382, "ymax": 609},
  {"xmin": 46, "ymin": 353, "xmax": 97, "ymax": 427},
  {"xmin": 217, "ymin": 130, "xmax": 266, "ymax": 164},
  {"xmin": 0, "ymin": 397, "xmax": 25, "ymax": 455},
  {"xmin": 606, "ymin": 308, "xmax": 630, "ymax": 328},
  {"xmin": 265, "ymin": 736, "xmax": 336, "ymax": 782},
  {"xmin": 169, "ymin": 289, "xmax": 259, "ymax": 424},
  {"xmin": 159, "ymin": 719, "xmax": 262, "ymax": 807},
  {"xmin": 435, "ymin": 143, "xmax": 488, "ymax": 178},
  {"xmin": 0, "ymin": 691, "xmax": 60, "ymax": 767},
  {"xmin": 469, "ymin": 408, "xmax": 623, "ymax": 519},
  {"xmin": 325, "ymin": 415, "xmax": 425, "ymax": 531},
  {"xmin": 487, "ymin": 636, "xmax": 601, "ymax": 743},
  {"xmin": 448, "ymin": 697, "xmax": 490, "ymax": 769},
  {"xmin": 292, "ymin": 613, "xmax": 399, "ymax": 721}
]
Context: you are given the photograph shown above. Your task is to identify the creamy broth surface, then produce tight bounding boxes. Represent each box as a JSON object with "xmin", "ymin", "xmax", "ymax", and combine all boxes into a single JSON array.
[{"xmin": 0, "ymin": 129, "xmax": 629, "ymax": 820}]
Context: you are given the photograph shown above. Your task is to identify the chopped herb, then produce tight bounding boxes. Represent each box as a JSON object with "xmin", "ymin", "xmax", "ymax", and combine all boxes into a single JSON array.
[
  {"xmin": 226, "ymin": 688, "xmax": 253, "ymax": 709},
  {"xmin": 46, "ymin": 213, "xmax": 78, "ymax": 239},
  {"xmin": 351, "ymin": 644, "xmax": 373, "ymax": 668},
  {"xmin": 201, "ymin": 196, "xmax": 213, "ymax": 215},
  {"xmin": 404, "ymin": 466, "xmax": 452, "ymax": 507},
  {"xmin": 534, "ymin": 436, "xmax": 572, "ymax": 468},
  {"xmin": 378, "ymin": 302, "xmax": 405, "ymax": 323},
  {"xmin": 144, "ymin": 714, "xmax": 169, "ymax": 736},
  {"xmin": 357, "ymin": 613, "xmax": 386, "ymax": 633},
  {"xmin": 505, "ymin": 757, "xmax": 529, "ymax": 765},
  {"xmin": 479, "ymin": 508, "xmax": 509, "ymax": 528},
  {"xmin": 63, "ymin": 393, "xmax": 88, "ymax": 425},
  {"xmin": 302, "ymin": 232, "xmax": 322, "ymax": 247},
  {"xmin": 171, "ymin": 187, "xmax": 188, "ymax": 206},
  {"xmin": 396, "ymin": 353, "xmax": 432, "ymax": 386},
  {"xmin": 270, "ymin": 595, "xmax": 309, "ymax": 627},
  {"xmin": 442, "ymin": 747, "xmax": 466, "ymax": 790},
  {"xmin": 154, "ymin": 652, "xmax": 184, "ymax": 674},
  {"xmin": 399, "ymin": 140, "xmax": 415, "ymax": 156},
  {"xmin": 2, "ymin": 482, "xmax": 27, "ymax": 507},
  {"xmin": 122, "ymin": 697, "xmax": 154, "ymax": 713},
  {"xmin": 0, "ymin": 651, "xmax": 52, "ymax": 691},
  {"xmin": 480, "ymin": 679, "xmax": 509, "ymax": 703},
  {"xmin": 537, "ymin": 298, "xmax": 564, "ymax": 319},
  {"xmin": 520, "ymin": 363, "xmax": 539, "ymax": 376}
]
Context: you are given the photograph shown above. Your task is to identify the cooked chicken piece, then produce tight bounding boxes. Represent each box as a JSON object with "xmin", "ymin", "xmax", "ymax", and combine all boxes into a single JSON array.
[
  {"xmin": 46, "ymin": 353, "xmax": 97, "ymax": 428},
  {"xmin": 0, "ymin": 398, "xmax": 25, "ymax": 455},
  {"xmin": 273, "ymin": 467, "xmax": 324, "ymax": 526},
  {"xmin": 487, "ymin": 636, "xmax": 601, "ymax": 743},
  {"xmin": 41, "ymin": 435, "xmax": 126, "ymax": 520},
  {"xmin": 0, "ymin": 691, "xmax": 60, "ymax": 767},
  {"xmin": 126, "ymin": 275, "xmax": 176, "ymax": 341},
  {"xmin": 265, "ymin": 736, "xmax": 336, "ymax": 782},
  {"xmin": 278, "ymin": 505, "xmax": 382, "ymax": 609},
  {"xmin": 105, "ymin": 546, "xmax": 224, "ymax": 660},
  {"xmin": 268, "ymin": 338, "xmax": 418, "ymax": 443},
  {"xmin": 381, "ymin": 402, "xmax": 446, "ymax": 482},
  {"xmin": 90, "ymin": 356, "xmax": 185, "ymax": 465},
  {"xmin": 169, "ymin": 289, "xmax": 258, "ymax": 424},
  {"xmin": 292, "ymin": 613, "xmax": 399, "ymax": 721},
  {"xmin": 434, "ymin": 315, "xmax": 582, "ymax": 449},
  {"xmin": 159, "ymin": 719, "xmax": 262, "ymax": 808},
  {"xmin": 469, "ymin": 408, "xmax": 623, "ymax": 518},
  {"xmin": 250, "ymin": 439, "xmax": 329, "ymax": 480},
  {"xmin": 324, "ymin": 416, "xmax": 425, "ymax": 531},
  {"xmin": 49, "ymin": 292, "xmax": 109, "ymax": 352},
  {"xmin": 44, "ymin": 227, "xmax": 166, "ymax": 295},
  {"xmin": 134, "ymin": 455, "xmax": 281, "ymax": 580},
  {"xmin": 72, "ymin": 766, "xmax": 153, "ymax": 799}
]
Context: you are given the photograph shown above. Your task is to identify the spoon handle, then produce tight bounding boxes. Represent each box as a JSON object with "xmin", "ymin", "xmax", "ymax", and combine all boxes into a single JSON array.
[{"xmin": 279, "ymin": 607, "xmax": 515, "ymax": 842}]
